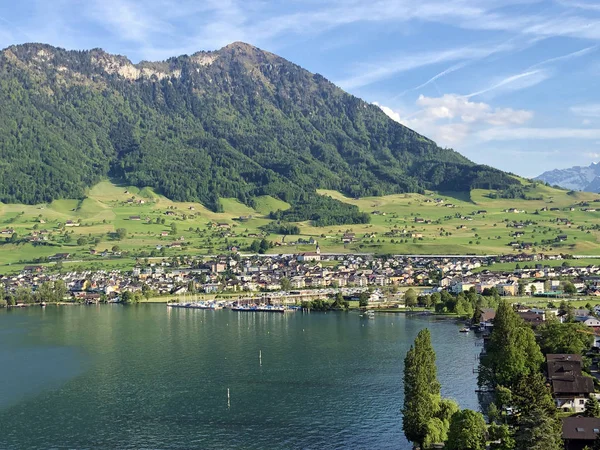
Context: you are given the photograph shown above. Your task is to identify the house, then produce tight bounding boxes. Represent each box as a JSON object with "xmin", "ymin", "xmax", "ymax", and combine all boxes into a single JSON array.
[
  {"xmin": 49, "ymin": 253, "xmax": 71, "ymax": 260},
  {"xmin": 129, "ymin": 216, "xmax": 141, "ymax": 221},
  {"xmin": 479, "ymin": 308, "xmax": 496, "ymax": 329},
  {"xmin": 22, "ymin": 265, "xmax": 44, "ymax": 273},
  {"xmin": 575, "ymin": 316, "xmax": 600, "ymax": 328},
  {"xmin": 342, "ymin": 233, "xmax": 356, "ymax": 243},
  {"xmin": 517, "ymin": 310, "xmax": 545, "ymax": 326},
  {"xmin": 556, "ymin": 234, "xmax": 568, "ymax": 242},
  {"xmin": 562, "ymin": 417, "xmax": 600, "ymax": 450},
  {"xmin": 297, "ymin": 252, "xmax": 321, "ymax": 262},
  {"xmin": 547, "ymin": 354, "xmax": 595, "ymax": 413},
  {"xmin": 65, "ymin": 220, "xmax": 80, "ymax": 227}
]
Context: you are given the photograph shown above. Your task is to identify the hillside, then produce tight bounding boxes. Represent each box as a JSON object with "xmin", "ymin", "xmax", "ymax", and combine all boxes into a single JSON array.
[
  {"xmin": 1, "ymin": 179, "xmax": 600, "ymax": 274},
  {"xmin": 535, "ymin": 162, "xmax": 600, "ymax": 192},
  {"xmin": 0, "ymin": 42, "xmax": 516, "ymax": 218}
]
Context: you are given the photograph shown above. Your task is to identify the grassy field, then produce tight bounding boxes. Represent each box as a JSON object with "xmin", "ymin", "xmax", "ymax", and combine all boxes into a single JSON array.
[{"xmin": 1, "ymin": 179, "xmax": 600, "ymax": 273}]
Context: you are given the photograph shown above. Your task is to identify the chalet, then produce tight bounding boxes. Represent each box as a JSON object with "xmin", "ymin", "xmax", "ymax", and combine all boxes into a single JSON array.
[
  {"xmin": 556, "ymin": 234, "xmax": 568, "ymax": 242},
  {"xmin": 160, "ymin": 231, "xmax": 169, "ymax": 237},
  {"xmin": 479, "ymin": 308, "xmax": 496, "ymax": 329},
  {"xmin": 0, "ymin": 228, "xmax": 14, "ymax": 236},
  {"xmin": 65, "ymin": 220, "xmax": 79, "ymax": 227},
  {"xmin": 562, "ymin": 417, "xmax": 600, "ymax": 450},
  {"xmin": 342, "ymin": 233, "xmax": 356, "ymax": 243},
  {"xmin": 414, "ymin": 217, "xmax": 425, "ymax": 223},
  {"xmin": 476, "ymin": 210, "xmax": 487, "ymax": 214},
  {"xmin": 49, "ymin": 253, "xmax": 70, "ymax": 260},
  {"xmin": 547, "ymin": 354, "xmax": 594, "ymax": 413},
  {"xmin": 165, "ymin": 211, "xmax": 176, "ymax": 216},
  {"xmin": 517, "ymin": 310, "xmax": 545, "ymax": 326},
  {"xmin": 129, "ymin": 216, "xmax": 141, "ymax": 221},
  {"xmin": 217, "ymin": 223, "xmax": 230, "ymax": 229},
  {"xmin": 550, "ymin": 207, "xmax": 560, "ymax": 211}
]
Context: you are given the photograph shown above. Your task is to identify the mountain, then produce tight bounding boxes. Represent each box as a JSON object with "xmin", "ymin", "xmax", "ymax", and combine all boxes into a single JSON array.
[
  {"xmin": 0, "ymin": 42, "xmax": 517, "ymax": 218},
  {"xmin": 535, "ymin": 162, "xmax": 600, "ymax": 192}
]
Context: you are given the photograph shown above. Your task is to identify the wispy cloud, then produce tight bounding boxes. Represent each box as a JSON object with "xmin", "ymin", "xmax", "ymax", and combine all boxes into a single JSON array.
[
  {"xmin": 336, "ymin": 39, "xmax": 526, "ymax": 90},
  {"xmin": 478, "ymin": 127, "xmax": 600, "ymax": 141},
  {"xmin": 465, "ymin": 45, "xmax": 596, "ymax": 98},
  {"xmin": 466, "ymin": 69, "xmax": 550, "ymax": 98},
  {"xmin": 571, "ymin": 104, "xmax": 600, "ymax": 118}
]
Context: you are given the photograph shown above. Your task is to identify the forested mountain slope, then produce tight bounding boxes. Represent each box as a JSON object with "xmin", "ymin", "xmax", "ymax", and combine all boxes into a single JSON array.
[{"xmin": 0, "ymin": 42, "xmax": 516, "ymax": 212}]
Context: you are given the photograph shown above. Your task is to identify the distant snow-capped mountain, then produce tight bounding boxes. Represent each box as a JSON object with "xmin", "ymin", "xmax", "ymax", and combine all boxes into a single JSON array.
[{"xmin": 535, "ymin": 162, "xmax": 600, "ymax": 192}]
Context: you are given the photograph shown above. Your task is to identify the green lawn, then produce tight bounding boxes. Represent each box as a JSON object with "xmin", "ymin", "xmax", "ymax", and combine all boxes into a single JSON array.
[{"xmin": 1, "ymin": 179, "xmax": 600, "ymax": 273}]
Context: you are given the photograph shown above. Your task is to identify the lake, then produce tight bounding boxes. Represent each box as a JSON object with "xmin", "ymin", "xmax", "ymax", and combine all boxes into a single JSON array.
[{"xmin": 0, "ymin": 306, "xmax": 481, "ymax": 449}]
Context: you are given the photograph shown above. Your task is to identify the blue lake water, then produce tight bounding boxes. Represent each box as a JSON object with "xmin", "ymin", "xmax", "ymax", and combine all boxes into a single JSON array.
[{"xmin": 0, "ymin": 305, "xmax": 481, "ymax": 449}]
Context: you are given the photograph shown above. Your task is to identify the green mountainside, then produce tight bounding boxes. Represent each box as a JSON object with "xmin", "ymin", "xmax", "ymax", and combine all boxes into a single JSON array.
[{"xmin": 0, "ymin": 42, "xmax": 516, "ymax": 216}]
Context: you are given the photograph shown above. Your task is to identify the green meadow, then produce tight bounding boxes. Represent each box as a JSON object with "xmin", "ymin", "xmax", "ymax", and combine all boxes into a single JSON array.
[{"xmin": 1, "ymin": 179, "xmax": 599, "ymax": 274}]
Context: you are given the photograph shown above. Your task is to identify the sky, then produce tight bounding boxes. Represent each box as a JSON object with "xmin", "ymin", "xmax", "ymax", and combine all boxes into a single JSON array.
[{"xmin": 1, "ymin": 0, "xmax": 600, "ymax": 177}]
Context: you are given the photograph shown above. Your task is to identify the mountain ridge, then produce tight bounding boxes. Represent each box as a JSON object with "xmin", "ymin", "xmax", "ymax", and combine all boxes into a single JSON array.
[
  {"xmin": 0, "ymin": 41, "xmax": 517, "ymax": 217},
  {"xmin": 535, "ymin": 162, "xmax": 600, "ymax": 192}
]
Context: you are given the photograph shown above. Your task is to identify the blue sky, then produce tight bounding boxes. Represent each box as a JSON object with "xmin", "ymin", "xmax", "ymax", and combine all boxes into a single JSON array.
[{"xmin": 1, "ymin": 0, "xmax": 600, "ymax": 177}]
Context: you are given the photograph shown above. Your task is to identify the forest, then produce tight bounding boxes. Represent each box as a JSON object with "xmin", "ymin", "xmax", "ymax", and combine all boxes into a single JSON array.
[{"xmin": 0, "ymin": 42, "xmax": 518, "ymax": 224}]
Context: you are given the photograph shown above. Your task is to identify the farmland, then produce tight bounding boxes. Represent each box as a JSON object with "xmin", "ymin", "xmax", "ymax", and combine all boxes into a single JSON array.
[{"xmin": 1, "ymin": 179, "xmax": 600, "ymax": 274}]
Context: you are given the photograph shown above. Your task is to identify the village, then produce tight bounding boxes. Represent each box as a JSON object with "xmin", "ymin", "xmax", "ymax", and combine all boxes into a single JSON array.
[{"xmin": 3, "ymin": 248, "xmax": 600, "ymax": 306}]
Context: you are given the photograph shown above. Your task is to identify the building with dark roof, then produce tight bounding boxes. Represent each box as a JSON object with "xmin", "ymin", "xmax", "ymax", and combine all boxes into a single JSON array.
[
  {"xmin": 547, "ymin": 354, "xmax": 594, "ymax": 413},
  {"xmin": 563, "ymin": 417, "xmax": 600, "ymax": 450}
]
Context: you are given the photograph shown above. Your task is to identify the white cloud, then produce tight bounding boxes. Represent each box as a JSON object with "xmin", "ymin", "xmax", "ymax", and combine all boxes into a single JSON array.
[
  {"xmin": 374, "ymin": 94, "xmax": 533, "ymax": 146},
  {"xmin": 571, "ymin": 104, "xmax": 600, "ymax": 118},
  {"xmin": 478, "ymin": 127, "xmax": 600, "ymax": 141}
]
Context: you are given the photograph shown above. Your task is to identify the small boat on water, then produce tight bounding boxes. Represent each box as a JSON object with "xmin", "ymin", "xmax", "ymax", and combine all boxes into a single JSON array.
[
  {"xmin": 360, "ymin": 310, "xmax": 375, "ymax": 319},
  {"xmin": 40, "ymin": 302, "xmax": 46, "ymax": 307},
  {"xmin": 459, "ymin": 327, "xmax": 470, "ymax": 333}
]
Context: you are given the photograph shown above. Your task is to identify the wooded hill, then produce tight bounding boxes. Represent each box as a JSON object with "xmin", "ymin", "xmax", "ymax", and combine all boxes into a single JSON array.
[{"xmin": 0, "ymin": 42, "xmax": 516, "ymax": 222}]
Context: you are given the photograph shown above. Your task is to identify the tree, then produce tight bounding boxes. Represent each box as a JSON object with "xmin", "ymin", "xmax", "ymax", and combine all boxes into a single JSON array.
[
  {"xmin": 142, "ymin": 283, "xmax": 152, "ymax": 300},
  {"xmin": 563, "ymin": 280, "xmax": 577, "ymax": 295},
  {"xmin": 358, "ymin": 292, "xmax": 369, "ymax": 307},
  {"xmin": 530, "ymin": 285, "xmax": 536, "ymax": 296},
  {"xmin": 404, "ymin": 288, "xmax": 418, "ymax": 307},
  {"xmin": 280, "ymin": 277, "xmax": 292, "ymax": 291},
  {"xmin": 514, "ymin": 411, "xmax": 562, "ymax": 450},
  {"xmin": 488, "ymin": 423, "xmax": 515, "ymax": 450},
  {"xmin": 584, "ymin": 397, "xmax": 600, "ymax": 418},
  {"xmin": 116, "ymin": 228, "xmax": 127, "ymax": 240},
  {"xmin": 170, "ymin": 223, "xmax": 178, "ymax": 235},
  {"xmin": 537, "ymin": 322, "xmax": 594, "ymax": 355},
  {"xmin": 512, "ymin": 372, "xmax": 562, "ymax": 450},
  {"xmin": 479, "ymin": 300, "xmax": 544, "ymax": 389},
  {"xmin": 54, "ymin": 280, "xmax": 67, "ymax": 302},
  {"xmin": 446, "ymin": 409, "xmax": 487, "ymax": 450},
  {"xmin": 402, "ymin": 329, "xmax": 441, "ymax": 447}
]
